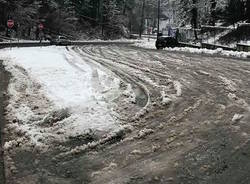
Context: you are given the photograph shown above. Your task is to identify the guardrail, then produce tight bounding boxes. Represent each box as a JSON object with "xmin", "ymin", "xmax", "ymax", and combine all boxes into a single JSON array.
[
  {"xmin": 177, "ymin": 42, "xmax": 239, "ymax": 51},
  {"xmin": 0, "ymin": 42, "xmax": 50, "ymax": 49},
  {"xmin": 1, "ymin": 39, "xmax": 246, "ymax": 54},
  {"xmin": 131, "ymin": 34, "xmax": 157, "ymax": 39},
  {"xmin": 0, "ymin": 40, "xmax": 135, "ymax": 49},
  {"xmin": 71, "ymin": 41, "xmax": 135, "ymax": 46},
  {"xmin": 237, "ymin": 43, "xmax": 250, "ymax": 52},
  {"xmin": 201, "ymin": 43, "xmax": 236, "ymax": 51},
  {"xmin": 0, "ymin": 35, "xmax": 15, "ymax": 41},
  {"xmin": 179, "ymin": 42, "xmax": 201, "ymax": 49}
]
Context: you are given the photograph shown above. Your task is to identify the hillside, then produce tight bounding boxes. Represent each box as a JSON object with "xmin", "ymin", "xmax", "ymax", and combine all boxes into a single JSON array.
[{"xmin": 0, "ymin": 0, "xmax": 133, "ymax": 39}]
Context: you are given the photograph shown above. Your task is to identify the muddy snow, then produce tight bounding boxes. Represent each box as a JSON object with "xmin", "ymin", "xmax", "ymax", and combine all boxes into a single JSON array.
[
  {"xmin": 1, "ymin": 45, "xmax": 250, "ymax": 184},
  {"xmin": 0, "ymin": 47, "xmax": 132, "ymax": 149}
]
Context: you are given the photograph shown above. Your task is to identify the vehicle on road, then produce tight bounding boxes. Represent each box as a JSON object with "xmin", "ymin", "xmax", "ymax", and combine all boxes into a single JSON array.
[
  {"xmin": 50, "ymin": 36, "xmax": 71, "ymax": 46},
  {"xmin": 155, "ymin": 36, "xmax": 179, "ymax": 49}
]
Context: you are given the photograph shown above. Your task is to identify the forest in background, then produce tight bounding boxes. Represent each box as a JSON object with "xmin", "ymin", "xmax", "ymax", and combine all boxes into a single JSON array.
[
  {"xmin": 0, "ymin": 0, "xmax": 136, "ymax": 39},
  {"xmin": 0, "ymin": 0, "xmax": 250, "ymax": 40}
]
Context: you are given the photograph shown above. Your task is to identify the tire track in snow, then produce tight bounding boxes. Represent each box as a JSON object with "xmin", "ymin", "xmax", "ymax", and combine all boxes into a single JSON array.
[
  {"xmin": 72, "ymin": 47, "xmax": 151, "ymax": 116},
  {"xmin": 75, "ymin": 45, "xmax": 186, "ymax": 107}
]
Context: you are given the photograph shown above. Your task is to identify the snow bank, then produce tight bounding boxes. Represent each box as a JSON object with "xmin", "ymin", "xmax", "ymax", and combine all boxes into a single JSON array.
[
  {"xmin": 134, "ymin": 38, "xmax": 156, "ymax": 49},
  {"xmin": 0, "ymin": 46, "xmax": 125, "ymax": 147},
  {"xmin": 239, "ymin": 41, "xmax": 250, "ymax": 45},
  {"xmin": 134, "ymin": 39, "xmax": 250, "ymax": 59},
  {"xmin": 168, "ymin": 47, "xmax": 250, "ymax": 58}
]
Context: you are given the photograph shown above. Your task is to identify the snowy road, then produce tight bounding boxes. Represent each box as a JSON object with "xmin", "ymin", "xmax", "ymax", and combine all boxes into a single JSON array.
[
  {"xmin": 1, "ymin": 45, "xmax": 250, "ymax": 183},
  {"xmin": 72, "ymin": 45, "xmax": 250, "ymax": 184}
]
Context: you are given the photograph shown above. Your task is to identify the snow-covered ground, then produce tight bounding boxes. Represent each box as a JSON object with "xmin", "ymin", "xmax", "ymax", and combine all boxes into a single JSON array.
[
  {"xmin": 0, "ymin": 46, "xmax": 128, "ymax": 148},
  {"xmin": 2, "ymin": 44, "xmax": 250, "ymax": 184},
  {"xmin": 134, "ymin": 38, "xmax": 250, "ymax": 58},
  {"xmin": 240, "ymin": 40, "xmax": 250, "ymax": 45}
]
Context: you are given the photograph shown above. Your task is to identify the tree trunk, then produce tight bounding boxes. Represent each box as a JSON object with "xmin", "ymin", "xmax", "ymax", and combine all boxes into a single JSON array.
[
  {"xmin": 210, "ymin": 0, "xmax": 217, "ymax": 26},
  {"xmin": 191, "ymin": 0, "xmax": 198, "ymax": 40},
  {"xmin": 139, "ymin": 0, "xmax": 145, "ymax": 38}
]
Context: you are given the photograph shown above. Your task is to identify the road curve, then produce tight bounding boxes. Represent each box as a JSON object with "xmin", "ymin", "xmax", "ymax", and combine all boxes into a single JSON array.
[
  {"xmin": 2, "ymin": 45, "xmax": 250, "ymax": 184},
  {"xmin": 72, "ymin": 45, "xmax": 250, "ymax": 184}
]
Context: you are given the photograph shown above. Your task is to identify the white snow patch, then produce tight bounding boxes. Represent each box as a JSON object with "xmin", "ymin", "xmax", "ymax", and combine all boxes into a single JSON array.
[
  {"xmin": 173, "ymin": 81, "xmax": 182, "ymax": 97},
  {"xmin": 232, "ymin": 114, "xmax": 244, "ymax": 122},
  {"xmin": 137, "ymin": 128, "xmax": 154, "ymax": 139},
  {"xmin": 219, "ymin": 76, "xmax": 237, "ymax": 92},
  {"xmin": 167, "ymin": 47, "xmax": 250, "ymax": 58},
  {"xmin": 240, "ymin": 40, "xmax": 250, "ymax": 45},
  {"xmin": 196, "ymin": 70, "xmax": 210, "ymax": 76},
  {"xmin": 161, "ymin": 91, "xmax": 172, "ymax": 105},
  {"xmin": 122, "ymin": 84, "xmax": 136, "ymax": 103},
  {"xmin": 134, "ymin": 39, "xmax": 250, "ymax": 58},
  {"xmin": 134, "ymin": 38, "xmax": 156, "ymax": 49},
  {"xmin": 0, "ymin": 46, "xmax": 125, "ymax": 147}
]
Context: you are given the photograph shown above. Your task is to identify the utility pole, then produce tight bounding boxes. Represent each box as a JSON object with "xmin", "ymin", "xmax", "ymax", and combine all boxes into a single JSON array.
[
  {"xmin": 157, "ymin": 0, "xmax": 160, "ymax": 39},
  {"xmin": 139, "ymin": 0, "xmax": 145, "ymax": 38}
]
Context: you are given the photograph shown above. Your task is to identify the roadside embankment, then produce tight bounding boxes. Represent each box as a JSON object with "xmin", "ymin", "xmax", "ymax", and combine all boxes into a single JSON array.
[{"xmin": 0, "ymin": 60, "xmax": 10, "ymax": 184}]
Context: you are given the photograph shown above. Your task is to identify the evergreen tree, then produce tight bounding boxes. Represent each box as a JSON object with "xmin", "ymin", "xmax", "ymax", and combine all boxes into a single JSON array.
[
  {"xmin": 246, "ymin": 0, "xmax": 250, "ymax": 22},
  {"xmin": 223, "ymin": 0, "xmax": 245, "ymax": 25}
]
